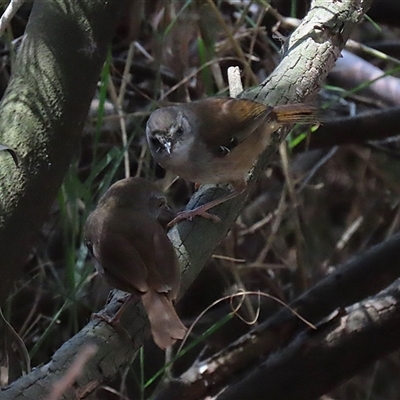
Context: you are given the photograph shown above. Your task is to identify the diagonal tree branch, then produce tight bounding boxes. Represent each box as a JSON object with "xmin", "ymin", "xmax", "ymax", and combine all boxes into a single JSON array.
[{"xmin": 171, "ymin": 0, "xmax": 372, "ymax": 297}]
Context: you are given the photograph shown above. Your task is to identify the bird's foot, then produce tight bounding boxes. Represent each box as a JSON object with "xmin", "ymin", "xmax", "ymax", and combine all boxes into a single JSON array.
[
  {"xmin": 91, "ymin": 296, "xmax": 133, "ymax": 339},
  {"xmin": 167, "ymin": 190, "xmax": 242, "ymax": 227},
  {"xmin": 92, "ymin": 312, "xmax": 132, "ymax": 340},
  {"xmin": 91, "ymin": 311, "xmax": 119, "ymax": 326},
  {"xmin": 167, "ymin": 205, "xmax": 221, "ymax": 227}
]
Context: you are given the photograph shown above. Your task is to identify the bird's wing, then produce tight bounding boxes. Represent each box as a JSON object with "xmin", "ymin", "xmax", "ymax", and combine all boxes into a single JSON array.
[
  {"xmin": 91, "ymin": 229, "xmax": 150, "ymax": 294},
  {"xmin": 145, "ymin": 225, "xmax": 180, "ymax": 300},
  {"xmin": 197, "ymin": 98, "xmax": 272, "ymax": 156}
]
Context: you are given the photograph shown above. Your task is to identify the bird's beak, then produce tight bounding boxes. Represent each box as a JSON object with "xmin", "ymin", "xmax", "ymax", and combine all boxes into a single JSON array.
[
  {"xmin": 154, "ymin": 134, "xmax": 172, "ymax": 155},
  {"xmin": 159, "ymin": 136, "xmax": 172, "ymax": 154},
  {"xmin": 164, "ymin": 141, "xmax": 172, "ymax": 154}
]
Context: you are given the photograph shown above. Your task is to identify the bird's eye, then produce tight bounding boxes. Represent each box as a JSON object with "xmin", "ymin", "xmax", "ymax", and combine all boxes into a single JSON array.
[
  {"xmin": 85, "ymin": 240, "xmax": 94, "ymax": 255},
  {"xmin": 176, "ymin": 126, "xmax": 184, "ymax": 136},
  {"xmin": 150, "ymin": 137, "xmax": 161, "ymax": 150},
  {"xmin": 219, "ymin": 146, "xmax": 230, "ymax": 155}
]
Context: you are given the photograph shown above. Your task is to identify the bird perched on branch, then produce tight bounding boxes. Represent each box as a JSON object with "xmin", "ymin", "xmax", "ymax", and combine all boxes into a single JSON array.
[
  {"xmin": 146, "ymin": 97, "xmax": 317, "ymax": 224},
  {"xmin": 84, "ymin": 177, "xmax": 187, "ymax": 349}
]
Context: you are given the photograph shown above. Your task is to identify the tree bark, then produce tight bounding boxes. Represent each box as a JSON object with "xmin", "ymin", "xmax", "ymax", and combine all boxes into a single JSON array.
[
  {"xmin": 218, "ymin": 278, "xmax": 400, "ymax": 400},
  {"xmin": 0, "ymin": 0, "xmax": 124, "ymax": 303},
  {"xmin": 297, "ymin": 106, "xmax": 400, "ymax": 150}
]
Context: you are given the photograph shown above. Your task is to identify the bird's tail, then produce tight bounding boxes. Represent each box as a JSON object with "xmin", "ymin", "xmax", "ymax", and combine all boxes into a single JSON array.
[
  {"xmin": 272, "ymin": 103, "xmax": 319, "ymax": 124},
  {"xmin": 142, "ymin": 290, "xmax": 187, "ymax": 349}
]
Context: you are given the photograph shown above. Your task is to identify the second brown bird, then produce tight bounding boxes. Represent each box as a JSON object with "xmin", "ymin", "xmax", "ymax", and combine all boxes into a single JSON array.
[{"xmin": 84, "ymin": 177, "xmax": 187, "ymax": 349}]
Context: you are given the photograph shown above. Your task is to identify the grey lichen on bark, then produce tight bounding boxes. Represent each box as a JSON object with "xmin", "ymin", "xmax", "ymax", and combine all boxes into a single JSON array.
[
  {"xmin": 249, "ymin": 0, "xmax": 368, "ymax": 105},
  {"xmin": 0, "ymin": 0, "xmax": 124, "ymax": 303}
]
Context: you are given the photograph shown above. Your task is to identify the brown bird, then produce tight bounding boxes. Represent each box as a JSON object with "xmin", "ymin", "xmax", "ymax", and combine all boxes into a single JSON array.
[
  {"xmin": 84, "ymin": 177, "xmax": 187, "ymax": 349},
  {"xmin": 146, "ymin": 97, "xmax": 317, "ymax": 224}
]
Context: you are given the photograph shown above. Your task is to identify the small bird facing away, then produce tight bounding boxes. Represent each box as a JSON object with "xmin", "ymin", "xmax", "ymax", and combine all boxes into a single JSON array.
[
  {"xmin": 146, "ymin": 97, "xmax": 317, "ymax": 225},
  {"xmin": 84, "ymin": 177, "xmax": 187, "ymax": 349}
]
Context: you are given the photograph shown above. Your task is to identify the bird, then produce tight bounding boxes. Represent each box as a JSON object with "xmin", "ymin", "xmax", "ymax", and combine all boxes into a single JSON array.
[
  {"xmin": 84, "ymin": 177, "xmax": 187, "ymax": 349},
  {"xmin": 146, "ymin": 97, "xmax": 317, "ymax": 224}
]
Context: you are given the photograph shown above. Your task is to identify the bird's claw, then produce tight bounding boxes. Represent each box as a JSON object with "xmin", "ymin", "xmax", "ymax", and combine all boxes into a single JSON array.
[
  {"xmin": 167, "ymin": 208, "xmax": 221, "ymax": 227},
  {"xmin": 91, "ymin": 312, "xmax": 132, "ymax": 340}
]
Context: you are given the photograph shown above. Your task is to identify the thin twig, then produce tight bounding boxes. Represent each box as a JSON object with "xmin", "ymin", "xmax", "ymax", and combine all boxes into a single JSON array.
[
  {"xmin": 108, "ymin": 41, "xmax": 135, "ymax": 178},
  {"xmin": 0, "ymin": 0, "xmax": 25, "ymax": 39}
]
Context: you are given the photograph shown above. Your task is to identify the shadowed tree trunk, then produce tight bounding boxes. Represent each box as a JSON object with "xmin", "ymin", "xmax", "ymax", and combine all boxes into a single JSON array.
[{"xmin": 0, "ymin": 0, "xmax": 125, "ymax": 304}]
